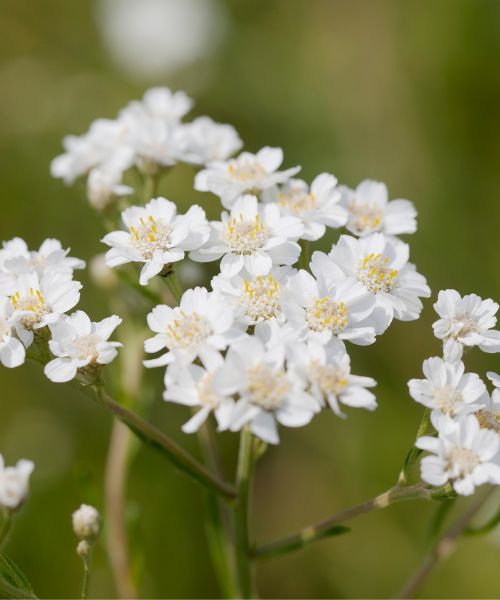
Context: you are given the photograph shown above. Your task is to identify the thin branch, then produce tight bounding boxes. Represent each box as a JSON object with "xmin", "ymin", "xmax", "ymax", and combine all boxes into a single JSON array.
[
  {"xmin": 254, "ymin": 483, "xmax": 433, "ymax": 560},
  {"xmin": 396, "ymin": 488, "xmax": 495, "ymax": 599}
]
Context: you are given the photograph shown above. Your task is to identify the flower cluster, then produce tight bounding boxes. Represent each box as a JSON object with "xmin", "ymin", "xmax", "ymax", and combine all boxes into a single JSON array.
[
  {"xmin": 51, "ymin": 87, "xmax": 242, "ymax": 210},
  {"xmin": 0, "ymin": 236, "xmax": 122, "ymax": 381},
  {"xmin": 409, "ymin": 290, "xmax": 500, "ymax": 495}
]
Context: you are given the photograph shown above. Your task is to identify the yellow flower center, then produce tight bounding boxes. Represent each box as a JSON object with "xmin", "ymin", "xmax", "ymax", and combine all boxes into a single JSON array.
[
  {"xmin": 357, "ymin": 253, "xmax": 398, "ymax": 293},
  {"xmin": 308, "ymin": 360, "xmax": 348, "ymax": 397},
  {"xmin": 221, "ymin": 214, "xmax": 269, "ymax": 255},
  {"xmin": 228, "ymin": 158, "xmax": 265, "ymax": 182},
  {"xmin": 240, "ymin": 275, "xmax": 281, "ymax": 321},
  {"xmin": 247, "ymin": 363, "xmax": 290, "ymax": 410},
  {"xmin": 279, "ymin": 190, "xmax": 316, "ymax": 215},
  {"xmin": 165, "ymin": 311, "xmax": 212, "ymax": 351},
  {"xmin": 305, "ymin": 297, "xmax": 348, "ymax": 333},
  {"xmin": 130, "ymin": 215, "xmax": 172, "ymax": 260},
  {"xmin": 448, "ymin": 447, "xmax": 479, "ymax": 477},
  {"xmin": 197, "ymin": 373, "xmax": 221, "ymax": 409},
  {"xmin": 73, "ymin": 334, "xmax": 101, "ymax": 362},
  {"xmin": 431, "ymin": 385, "xmax": 463, "ymax": 416},
  {"xmin": 348, "ymin": 199, "xmax": 383, "ymax": 234},
  {"xmin": 11, "ymin": 288, "xmax": 49, "ymax": 328}
]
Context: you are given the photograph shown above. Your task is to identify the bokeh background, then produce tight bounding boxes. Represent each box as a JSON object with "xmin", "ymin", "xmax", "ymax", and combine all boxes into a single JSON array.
[{"xmin": 1, "ymin": 0, "xmax": 500, "ymax": 598}]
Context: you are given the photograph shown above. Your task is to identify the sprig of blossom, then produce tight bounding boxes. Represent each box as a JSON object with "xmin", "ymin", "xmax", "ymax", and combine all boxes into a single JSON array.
[{"xmin": 0, "ymin": 454, "xmax": 34, "ymax": 510}]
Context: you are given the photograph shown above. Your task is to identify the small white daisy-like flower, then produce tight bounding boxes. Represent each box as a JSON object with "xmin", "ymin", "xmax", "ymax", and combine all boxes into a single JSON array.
[
  {"xmin": 10, "ymin": 271, "xmax": 82, "ymax": 347},
  {"xmin": 290, "ymin": 339, "xmax": 377, "ymax": 417},
  {"xmin": 283, "ymin": 269, "xmax": 376, "ymax": 346},
  {"xmin": 144, "ymin": 287, "xmax": 242, "ymax": 368},
  {"xmin": 102, "ymin": 197, "xmax": 210, "ymax": 286},
  {"xmin": 86, "ymin": 164, "xmax": 133, "ymax": 211},
  {"xmin": 0, "ymin": 454, "xmax": 34, "ymax": 510},
  {"xmin": 211, "ymin": 266, "xmax": 294, "ymax": 326},
  {"xmin": 194, "ymin": 147, "xmax": 301, "ymax": 209},
  {"xmin": 0, "ymin": 297, "xmax": 25, "ymax": 368},
  {"xmin": 174, "ymin": 116, "xmax": 243, "ymax": 165},
  {"xmin": 263, "ymin": 173, "xmax": 348, "ymax": 241},
  {"xmin": 340, "ymin": 180, "xmax": 417, "ymax": 237},
  {"xmin": 44, "ymin": 311, "xmax": 122, "ymax": 383},
  {"xmin": 408, "ymin": 357, "xmax": 487, "ymax": 418},
  {"xmin": 432, "ymin": 290, "xmax": 500, "ymax": 362},
  {"xmin": 417, "ymin": 414, "xmax": 500, "ymax": 496},
  {"xmin": 0, "ymin": 237, "xmax": 85, "ymax": 294},
  {"xmin": 72, "ymin": 504, "xmax": 101, "ymax": 541},
  {"xmin": 164, "ymin": 353, "xmax": 234, "ymax": 434},
  {"xmin": 128, "ymin": 87, "xmax": 193, "ymax": 124},
  {"xmin": 213, "ymin": 335, "xmax": 319, "ymax": 444},
  {"xmin": 311, "ymin": 233, "xmax": 430, "ymax": 334},
  {"xmin": 190, "ymin": 194, "xmax": 303, "ymax": 278}
]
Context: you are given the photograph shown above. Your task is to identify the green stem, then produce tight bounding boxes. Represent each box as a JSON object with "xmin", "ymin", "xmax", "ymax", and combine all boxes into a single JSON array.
[
  {"xmin": 115, "ymin": 268, "xmax": 163, "ymax": 305},
  {"xmin": 0, "ymin": 509, "xmax": 12, "ymax": 549},
  {"xmin": 234, "ymin": 428, "xmax": 256, "ymax": 598},
  {"xmin": 254, "ymin": 483, "xmax": 433, "ymax": 560},
  {"xmin": 93, "ymin": 386, "xmax": 237, "ymax": 502},
  {"xmin": 196, "ymin": 421, "xmax": 238, "ymax": 598},
  {"xmin": 298, "ymin": 240, "xmax": 311, "ymax": 270},
  {"xmin": 164, "ymin": 270, "xmax": 183, "ymax": 304},
  {"xmin": 81, "ymin": 551, "xmax": 92, "ymax": 600},
  {"xmin": 398, "ymin": 409, "xmax": 431, "ymax": 486}
]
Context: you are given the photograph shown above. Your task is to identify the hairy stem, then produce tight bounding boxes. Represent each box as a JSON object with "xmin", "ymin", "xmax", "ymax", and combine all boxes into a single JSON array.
[
  {"xmin": 396, "ymin": 488, "xmax": 495, "ymax": 599},
  {"xmin": 105, "ymin": 421, "xmax": 138, "ymax": 599},
  {"xmin": 234, "ymin": 428, "xmax": 256, "ymax": 598},
  {"xmin": 93, "ymin": 386, "xmax": 237, "ymax": 501},
  {"xmin": 254, "ymin": 484, "xmax": 433, "ymax": 559}
]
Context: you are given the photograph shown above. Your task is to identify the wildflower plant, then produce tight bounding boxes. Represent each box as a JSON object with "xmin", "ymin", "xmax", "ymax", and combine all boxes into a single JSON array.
[{"xmin": 0, "ymin": 87, "xmax": 499, "ymax": 599}]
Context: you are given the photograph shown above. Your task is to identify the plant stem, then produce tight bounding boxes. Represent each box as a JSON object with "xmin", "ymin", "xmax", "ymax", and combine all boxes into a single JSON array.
[
  {"xmin": 254, "ymin": 483, "xmax": 432, "ymax": 559},
  {"xmin": 0, "ymin": 509, "xmax": 12, "ymax": 549},
  {"xmin": 398, "ymin": 409, "xmax": 431, "ymax": 486},
  {"xmin": 396, "ymin": 488, "xmax": 495, "ymax": 599},
  {"xmin": 234, "ymin": 428, "xmax": 256, "ymax": 598},
  {"xmin": 93, "ymin": 386, "xmax": 237, "ymax": 501},
  {"xmin": 115, "ymin": 268, "xmax": 164, "ymax": 305},
  {"xmin": 196, "ymin": 421, "xmax": 238, "ymax": 598},
  {"xmin": 104, "ymin": 420, "xmax": 138, "ymax": 599},
  {"xmin": 164, "ymin": 270, "xmax": 183, "ymax": 304},
  {"xmin": 298, "ymin": 240, "xmax": 311, "ymax": 270},
  {"xmin": 81, "ymin": 551, "xmax": 92, "ymax": 600}
]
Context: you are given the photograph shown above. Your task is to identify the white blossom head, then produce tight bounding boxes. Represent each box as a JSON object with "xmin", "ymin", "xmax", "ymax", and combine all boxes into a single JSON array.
[
  {"xmin": 44, "ymin": 311, "xmax": 122, "ymax": 383},
  {"xmin": 72, "ymin": 504, "xmax": 101, "ymax": 541},
  {"xmin": 433, "ymin": 290, "xmax": 500, "ymax": 362},
  {"xmin": 340, "ymin": 179, "xmax": 417, "ymax": 237},
  {"xmin": 194, "ymin": 147, "xmax": 301, "ymax": 209},
  {"xmin": 102, "ymin": 197, "xmax": 210, "ymax": 285},
  {"xmin": 190, "ymin": 194, "xmax": 303, "ymax": 278},
  {"xmin": 0, "ymin": 455, "xmax": 34, "ymax": 510},
  {"xmin": 0, "ymin": 297, "xmax": 25, "ymax": 368}
]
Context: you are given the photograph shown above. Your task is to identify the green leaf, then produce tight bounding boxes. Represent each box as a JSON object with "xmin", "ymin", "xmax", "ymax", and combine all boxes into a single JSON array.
[{"xmin": 0, "ymin": 555, "xmax": 36, "ymax": 599}]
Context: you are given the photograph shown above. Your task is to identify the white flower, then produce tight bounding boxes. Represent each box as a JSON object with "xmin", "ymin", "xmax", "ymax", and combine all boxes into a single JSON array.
[
  {"xmin": 474, "ymin": 372, "xmax": 500, "ymax": 434},
  {"xmin": 44, "ymin": 311, "xmax": 122, "ymax": 383},
  {"xmin": 194, "ymin": 147, "xmax": 301, "ymax": 209},
  {"xmin": 86, "ymin": 164, "xmax": 133, "ymax": 211},
  {"xmin": 408, "ymin": 357, "xmax": 487, "ymax": 418},
  {"xmin": 263, "ymin": 173, "xmax": 348, "ymax": 241},
  {"xmin": 340, "ymin": 180, "xmax": 417, "ymax": 237},
  {"xmin": 72, "ymin": 504, "xmax": 101, "ymax": 540},
  {"xmin": 164, "ymin": 353, "xmax": 234, "ymax": 433},
  {"xmin": 211, "ymin": 266, "xmax": 294, "ymax": 326},
  {"xmin": 174, "ymin": 116, "xmax": 243, "ymax": 165},
  {"xmin": 102, "ymin": 197, "xmax": 210, "ymax": 285},
  {"xmin": 417, "ymin": 414, "xmax": 500, "ymax": 496},
  {"xmin": 130, "ymin": 87, "xmax": 193, "ymax": 123},
  {"xmin": 433, "ymin": 290, "xmax": 500, "ymax": 362},
  {"xmin": 0, "ymin": 455, "xmax": 34, "ymax": 510},
  {"xmin": 51, "ymin": 118, "xmax": 132, "ymax": 185},
  {"xmin": 190, "ymin": 195, "xmax": 303, "ymax": 277},
  {"xmin": 311, "ymin": 233, "xmax": 430, "ymax": 334},
  {"xmin": 213, "ymin": 335, "xmax": 319, "ymax": 444},
  {"xmin": 10, "ymin": 271, "xmax": 82, "ymax": 346},
  {"xmin": 283, "ymin": 269, "xmax": 376, "ymax": 346},
  {"xmin": 144, "ymin": 287, "xmax": 241, "ymax": 368},
  {"xmin": 290, "ymin": 339, "xmax": 377, "ymax": 417},
  {"xmin": 0, "ymin": 237, "xmax": 85, "ymax": 294},
  {"xmin": 0, "ymin": 297, "xmax": 25, "ymax": 368}
]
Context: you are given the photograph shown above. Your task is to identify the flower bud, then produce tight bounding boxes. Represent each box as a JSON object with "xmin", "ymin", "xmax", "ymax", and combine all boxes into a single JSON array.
[
  {"xmin": 0, "ymin": 456, "xmax": 34, "ymax": 510},
  {"xmin": 76, "ymin": 540, "xmax": 90, "ymax": 558},
  {"xmin": 72, "ymin": 504, "xmax": 101, "ymax": 541},
  {"xmin": 89, "ymin": 254, "xmax": 119, "ymax": 290}
]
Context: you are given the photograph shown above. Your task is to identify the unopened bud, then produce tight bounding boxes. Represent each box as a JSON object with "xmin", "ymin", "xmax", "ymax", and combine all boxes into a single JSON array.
[
  {"xmin": 76, "ymin": 540, "xmax": 90, "ymax": 558},
  {"xmin": 89, "ymin": 254, "xmax": 119, "ymax": 290},
  {"xmin": 72, "ymin": 504, "xmax": 101, "ymax": 541}
]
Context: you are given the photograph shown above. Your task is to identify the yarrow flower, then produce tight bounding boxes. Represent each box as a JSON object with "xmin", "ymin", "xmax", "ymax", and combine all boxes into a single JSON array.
[
  {"xmin": 262, "ymin": 173, "xmax": 348, "ymax": 241},
  {"xmin": 213, "ymin": 335, "xmax": 319, "ymax": 444},
  {"xmin": 417, "ymin": 414, "xmax": 500, "ymax": 496},
  {"xmin": 190, "ymin": 195, "xmax": 303, "ymax": 277},
  {"xmin": 44, "ymin": 311, "xmax": 122, "ymax": 383},
  {"xmin": 283, "ymin": 269, "xmax": 376, "ymax": 345},
  {"xmin": 144, "ymin": 287, "xmax": 241, "ymax": 368},
  {"xmin": 72, "ymin": 504, "xmax": 101, "ymax": 541},
  {"xmin": 408, "ymin": 357, "xmax": 487, "ymax": 418},
  {"xmin": 194, "ymin": 147, "xmax": 301, "ymax": 209},
  {"xmin": 290, "ymin": 339, "xmax": 377, "ymax": 417},
  {"xmin": 312, "ymin": 233, "xmax": 430, "ymax": 334},
  {"xmin": 432, "ymin": 289, "xmax": 500, "ymax": 362},
  {"xmin": 102, "ymin": 197, "xmax": 210, "ymax": 285},
  {"xmin": 0, "ymin": 297, "xmax": 26, "ymax": 368},
  {"xmin": 0, "ymin": 454, "xmax": 34, "ymax": 510},
  {"xmin": 211, "ymin": 266, "xmax": 294, "ymax": 326},
  {"xmin": 340, "ymin": 179, "xmax": 417, "ymax": 237}
]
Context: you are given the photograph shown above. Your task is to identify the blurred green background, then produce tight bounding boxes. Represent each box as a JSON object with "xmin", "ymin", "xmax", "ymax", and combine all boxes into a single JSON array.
[{"xmin": 1, "ymin": 0, "xmax": 500, "ymax": 597}]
